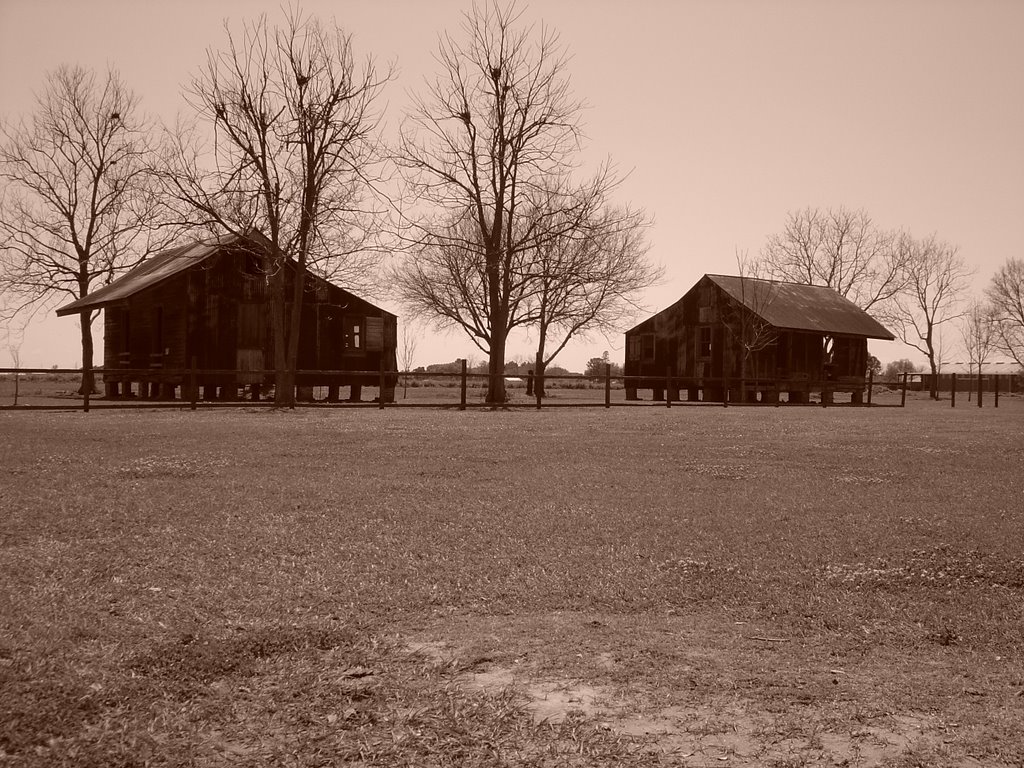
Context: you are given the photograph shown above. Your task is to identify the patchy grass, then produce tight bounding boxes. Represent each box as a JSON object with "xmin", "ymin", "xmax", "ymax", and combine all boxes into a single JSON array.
[{"xmin": 1, "ymin": 401, "xmax": 1022, "ymax": 766}]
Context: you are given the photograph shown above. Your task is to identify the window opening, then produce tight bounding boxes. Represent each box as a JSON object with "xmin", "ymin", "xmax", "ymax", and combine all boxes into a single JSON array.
[
  {"xmin": 343, "ymin": 317, "xmax": 362, "ymax": 350},
  {"xmin": 627, "ymin": 336, "xmax": 642, "ymax": 361},
  {"xmin": 823, "ymin": 335, "xmax": 835, "ymax": 364},
  {"xmin": 641, "ymin": 334, "xmax": 655, "ymax": 361},
  {"xmin": 698, "ymin": 326, "xmax": 712, "ymax": 358}
]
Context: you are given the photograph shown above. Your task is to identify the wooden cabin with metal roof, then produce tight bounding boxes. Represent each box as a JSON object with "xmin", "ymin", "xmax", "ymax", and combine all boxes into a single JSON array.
[
  {"xmin": 623, "ymin": 274, "xmax": 894, "ymax": 404},
  {"xmin": 56, "ymin": 233, "xmax": 398, "ymax": 402}
]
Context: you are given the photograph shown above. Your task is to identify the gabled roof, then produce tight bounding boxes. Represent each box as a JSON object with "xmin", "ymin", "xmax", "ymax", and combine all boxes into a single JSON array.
[
  {"xmin": 55, "ymin": 233, "xmax": 245, "ymax": 316},
  {"xmin": 706, "ymin": 274, "xmax": 895, "ymax": 340}
]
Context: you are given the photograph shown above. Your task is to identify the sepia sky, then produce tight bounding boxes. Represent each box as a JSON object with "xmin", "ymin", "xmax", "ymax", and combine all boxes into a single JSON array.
[{"xmin": 2, "ymin": 0, "xmax": 1022, "ymax": 370}]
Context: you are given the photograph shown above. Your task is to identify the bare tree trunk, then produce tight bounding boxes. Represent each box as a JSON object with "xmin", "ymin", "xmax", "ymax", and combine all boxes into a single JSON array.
[
  {"xmin": 270, "ymin": 271, "xmax": 291, "ymax": 407},
  {"xmin": 739, "ymin": 352, "xmax": 748, "ymax": 403},
  {"xmin": 534, "ymin": 315, "xmax": 549, "ymax": 398},
  {"xmin": 285, "ymin": 267, "xmax": 305, "ymax": 408},
  {"xmin": 77, "ymin": 310, "xmax": 96, "ymax": 396},
  {"xmin": 926, "ymin": 331, "xmax": 939, "ymax": 400},
  {"xmin": 487, "ymin": 329, "xmax": 508, "ymax": 404},
  {"xmin": 486, "ymin": 259, "xmax": 507, "ymax": 404}
]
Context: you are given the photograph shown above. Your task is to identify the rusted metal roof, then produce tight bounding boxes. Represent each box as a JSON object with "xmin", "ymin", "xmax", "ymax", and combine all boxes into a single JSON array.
[
  {"xmin": 55, "ymin": 235, "xmax": 240, "ymax": 316},
  {"xmin": 707, "ymin": 274, "xmax": 895, "ymax": 340}
]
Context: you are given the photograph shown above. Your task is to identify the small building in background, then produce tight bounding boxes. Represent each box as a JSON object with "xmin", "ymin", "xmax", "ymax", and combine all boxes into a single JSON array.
[
  {"xmin": 624, "ymin": 274, "xmax": 894, "ymax": 404},
  {"xmin": 914, "ymin": 362, "xmax": 1022, "ymax": 395},
  {"xmin": 56, "ymin": 233, "xmax": 397, "ymax": 402}
]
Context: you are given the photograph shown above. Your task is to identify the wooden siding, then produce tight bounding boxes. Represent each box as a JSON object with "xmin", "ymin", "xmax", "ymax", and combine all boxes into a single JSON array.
[
  {"xmin": 624, "ymin": 275, "xmax": 872, "ymax": 401},
  {"xmin": 102, "ymin": 245, "xmax": 397, "ymax": 389}
]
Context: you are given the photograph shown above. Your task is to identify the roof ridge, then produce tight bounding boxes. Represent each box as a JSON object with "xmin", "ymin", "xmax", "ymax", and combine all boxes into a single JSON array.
[{"xmin": 706, "ymin": 272, "xmax": 846, "ymax": 289}]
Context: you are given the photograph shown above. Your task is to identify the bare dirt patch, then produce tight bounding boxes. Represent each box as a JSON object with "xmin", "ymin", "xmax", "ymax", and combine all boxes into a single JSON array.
[{"xmin": 408, "ymin": 611, "xmax": 1021, "ymax": 767}]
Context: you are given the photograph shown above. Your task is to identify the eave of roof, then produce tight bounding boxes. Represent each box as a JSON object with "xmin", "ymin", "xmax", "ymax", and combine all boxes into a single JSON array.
[
  {"xmin": 54, "ymin": 232, "xmax": 395, "ymax": 318},
  {"xmin": 55, "ymin": 235, "xmax": 239, "ymax": 316},
  {"xmin": 706, "ymin": 274, "xmax": 895, "ymax": 340}
]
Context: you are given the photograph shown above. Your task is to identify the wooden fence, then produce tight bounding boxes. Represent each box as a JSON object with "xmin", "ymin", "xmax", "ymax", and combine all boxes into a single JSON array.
[
  {"xmin": 913, "ymin": 372, "xmax": 1015, "ymax": 409},
  {"xmin": 0, "ymin": 362, "xmax": 924, "ymax": 412}
]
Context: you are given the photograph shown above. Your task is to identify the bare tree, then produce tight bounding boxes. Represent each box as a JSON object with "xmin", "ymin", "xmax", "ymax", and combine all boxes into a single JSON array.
[
  {"xmin": 720, "ymin": 252, "xmax": 780, "ymax": 402},
  {"xmin": 886, "ymin": 235, "xmax": 972, "ymax": 399},
  {"xmin": 986, "ymin": 257, "xmax": 1024, "ymax": 368},
  {"xmin": 163, "ymin": 9, "xmax": 390, "ymax": 406},
  {"xmin": 0, "ymin": 66, "xmax": 170, "ymax": 394},
  {"xmin": 761, "ymin": 206, "xmax": 908, "ymax": 312},
  {"xmin": 398, "ymin": 321, "xmax": 419, "ymax": 398},
  {"xmin": 0, "ymin": 297, "xmax": 35, "ymax": 406},
  {"xmin": 393, "ymin": 2, "xmax": 617, "ymax": 403},
  {"xmin": 526, "ymin": 203, "xmax": 659, "ymax": 397},
  {"xmin": 392, "ymin": 213, "xmax": 537, "ymax": 373},
  {"xmin": 959, "ymin": 299, "xmax": 996, "ymax": 401}
]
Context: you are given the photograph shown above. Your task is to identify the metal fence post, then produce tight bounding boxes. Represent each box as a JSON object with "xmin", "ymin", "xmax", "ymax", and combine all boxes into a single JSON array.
[
  {"xmin": 867, "ymin": 369, "xmax": 873, "ymax": 406},
  {"xmin": 995, "ymin": 374, "xmax": 1000, "ymax": 407},
  {"xmin": 950, "ymin": 372, "xmax": 956, "ymax": 408},
  {"xmin": 978, "ymin": 370, "xmax": 983, "ymax": 408},
  {"xmin": 459, "ymin": 359, "xmax": 467, "ymax": 411},
  {"xmin": 83, "ymin": 373, "xmax": 90, "ymax": 413},
  {"xmin": 190, "ymin": 357, "xmax": 198, "ymax": 411},
  {"xmin": 666, "ymin": 367, "xmax": 672, "ymax": 408},
  {"xmin": 605, "ymin": 364, "xmax": 611, "ymax": 409},
  {"xmin": 900, "ymin": 372, "xmax": 908, "ymax": 407},
  {"xmin": 379, "ymin": 352, "xmax": 386, "ymax": 410}
]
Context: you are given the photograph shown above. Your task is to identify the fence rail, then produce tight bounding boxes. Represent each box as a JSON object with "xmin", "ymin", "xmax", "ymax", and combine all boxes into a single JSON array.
[{"xmin": 0, "ymin": 363, "xmax": 927, "ymax": 412}]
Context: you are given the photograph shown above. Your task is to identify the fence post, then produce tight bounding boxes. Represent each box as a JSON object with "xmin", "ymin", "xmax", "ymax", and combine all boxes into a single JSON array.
[
  {"xmin": 190, "ymin": 357, "xmax": 198, "ymax": 411},
  {"xmin": 900, "ymin": 372, "xmax": 908, "ymax": 407},
  {"xmin": 995, "ymin": 374, "xmax": 1000, "ymax": 407},
  {"xmin": 605, "ymin": 364, "xmax": 611, "ymax": 409},
  {"xmin": 977, "ymin": 369, "xmax": 983, "ymax": 408},
  {"xmin": 867, "ymin": 369, "xmax": 873, "ymax": 406},
  {"xmin": 83, "ymin": 371, "xmax": 90, "ymax": 413},
  {"xmin": 535, "ymin": 371, "xmax": 542, "ymax": 410},
  {"xmin": 459, "ymin": 359, "xmax": 467, "ymax": 411},
  {"xmin": 666, "ymin": 366, "xmax": 672, "ymax": 408},
  {"xmin": 379, "ymin": 352, "xmax": 386, "ymax": 410},
  {"xmin": 950, "ymin": 372, "xmax": 956, "ymax": 408}
]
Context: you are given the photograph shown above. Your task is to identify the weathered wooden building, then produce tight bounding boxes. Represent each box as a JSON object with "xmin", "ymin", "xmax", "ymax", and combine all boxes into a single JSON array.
[
  {"xmin": 56, "ymin": 233, "xmax": 398, "ymax": 401},
  {"xmin": 624, "ymin": 274, "xmax": 894, "ymax": 403}
]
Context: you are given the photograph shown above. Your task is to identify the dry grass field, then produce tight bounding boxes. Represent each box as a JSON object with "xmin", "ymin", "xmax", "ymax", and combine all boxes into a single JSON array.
[{"xmin": 1, "ymin": 399, "xmax": 1022, "ymax": 767}]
